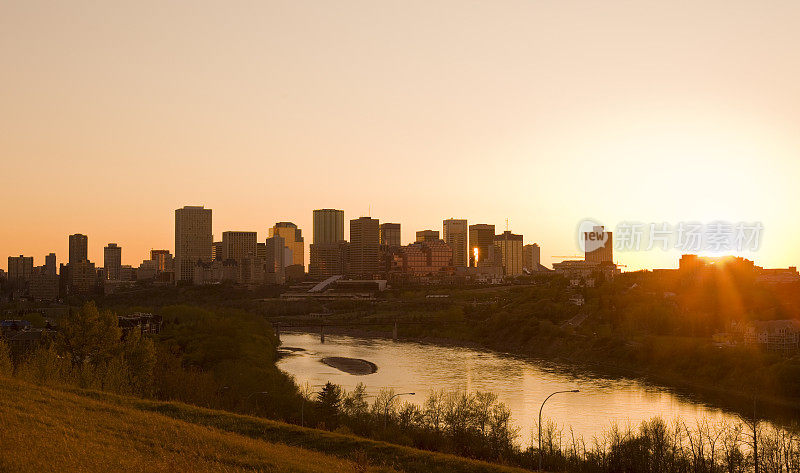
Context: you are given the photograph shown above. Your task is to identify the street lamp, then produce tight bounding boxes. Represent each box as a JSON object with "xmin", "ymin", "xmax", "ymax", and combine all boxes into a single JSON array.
[
  {"xmin": 538, "ymin": 389, "xmax": 579, "ymax": 472},
  {"xmin": 384, "ymin": 392, "xmax": 415, "ymax": 429}
]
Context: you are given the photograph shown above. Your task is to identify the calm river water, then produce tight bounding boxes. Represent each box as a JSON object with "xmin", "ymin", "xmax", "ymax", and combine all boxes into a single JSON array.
[{"xmin": 277, "ymin": 332, "xmax": 751, "ymax": 447}]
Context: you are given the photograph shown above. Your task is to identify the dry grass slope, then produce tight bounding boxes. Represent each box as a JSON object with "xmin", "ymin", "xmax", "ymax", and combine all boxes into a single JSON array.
[{"xmin": 0, "ymin": 378, "xmax": 531, "ymax": 473}]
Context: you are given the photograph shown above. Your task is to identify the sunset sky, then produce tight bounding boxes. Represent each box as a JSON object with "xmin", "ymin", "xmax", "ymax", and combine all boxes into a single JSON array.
[{"xmin": 3, "ymin": 1, "xmax": 800, "ymax": 271}]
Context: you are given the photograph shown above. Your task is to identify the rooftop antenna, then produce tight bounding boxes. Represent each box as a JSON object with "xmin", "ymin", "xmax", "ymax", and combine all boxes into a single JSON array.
[{"xmin": 506, "ymin": 218, "xmax": 509, "ymax": 232}]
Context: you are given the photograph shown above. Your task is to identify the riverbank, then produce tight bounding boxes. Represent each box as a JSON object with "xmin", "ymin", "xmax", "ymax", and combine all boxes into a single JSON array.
[{"xmin": 284, "ymin": 326, "xmax": 800, "ymax": 429}]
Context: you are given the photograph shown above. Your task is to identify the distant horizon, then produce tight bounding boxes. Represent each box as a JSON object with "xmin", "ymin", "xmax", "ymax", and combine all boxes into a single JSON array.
[{"xmin": 0, "ymin": 203, "xmax": 787, "ymax": 273}]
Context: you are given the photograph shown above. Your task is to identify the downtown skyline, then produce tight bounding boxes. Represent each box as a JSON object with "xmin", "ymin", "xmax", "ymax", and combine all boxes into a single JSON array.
[{"xmin": 4, "ymin": 1, "xmax": 800, "ymax": 271}]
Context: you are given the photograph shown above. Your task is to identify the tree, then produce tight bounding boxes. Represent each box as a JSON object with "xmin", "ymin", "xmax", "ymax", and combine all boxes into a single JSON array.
[
  {"xmin": 316, "ymin": 382, "xmax": 342, "ymax": 428},
  {"xmin": 121, "ymin": 329, "xmax": 156, "ymax": 396},
  {"xmin": 56, "ymin": 302, "xmax": 122, "ymax": 367}
]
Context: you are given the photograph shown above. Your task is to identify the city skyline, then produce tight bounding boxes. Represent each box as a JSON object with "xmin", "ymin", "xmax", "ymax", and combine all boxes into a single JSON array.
[{"xmin": 4, "ymin": 1, "xmax": 800, "ymax": 271}]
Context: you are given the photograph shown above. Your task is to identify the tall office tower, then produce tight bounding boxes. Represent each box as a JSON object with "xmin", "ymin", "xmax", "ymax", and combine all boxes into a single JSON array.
[
  {"xmin": 8, "ymin": 255, "xmax": 34, "ymax": 286},
  {"xmin": 584, "ymin": 225, "xmax": 614, "ymax": 263},
  {"xmin": 310, "ymin": 208, "xmax": 347, "ymax": 278},
  {"xmin": 313, "ymin": 209, "xmax": 345, "ymax": 244},
  {"xmin": 174, "ymin": 205, "xmax": 213, "ymax": 282},
  {"xmin": 269, "ymin": 222, "xmax": 305, "ymax": 269},
  {"xmin": 523, "ymin": 243, "xmax": 541, "ymax": 272},
  {"xmin": 44, "ymin": 253, "xmax": 57, "ymax": 276},
  {"xmin": 211, "ymin": 241, "xmax": 223, "ymax": 261},
  {"xmin": 494, "ymin": 231, "xmax": 524, "ymax": 276},
  {"xmin": 150, "ymin": 249, "xmax": 173, "ymax": 272},
  {"xmin": 265, "ymin": 234, "xmax": 286, "ymax": 284},
  {"xmin": 348, "ymin": 217, "xmax": 380, "ymax": 278},
  {"xmin": 415, "ymin": 230, "xmax": 439, "ymax": 242},
  {"xmin": 221, "ymin": 231, "xmax": 258, "ymax": 263},
  {"xmin": 443, "ymin": 219, "xmax": 468, "ymax": 267},
  {"xmin": 69, "ymin": 234, "xmax": 88, "ymax": 264},
  {"xmin": 380, "ymin": 223, "xmax": 401, "ymax": 247},
  {"xmin": 468, "ymin": 224, "xmax": 495, "ymax": 266},
  {"xmin": 104, "ymin": 243, "xmax": 122, "ymax": 280}
]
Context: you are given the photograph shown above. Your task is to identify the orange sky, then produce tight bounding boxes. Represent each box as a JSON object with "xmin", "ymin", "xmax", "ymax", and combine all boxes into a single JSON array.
[{"xmin": 3, "ymin": 1, "xmax": 800, "ymax": 272}]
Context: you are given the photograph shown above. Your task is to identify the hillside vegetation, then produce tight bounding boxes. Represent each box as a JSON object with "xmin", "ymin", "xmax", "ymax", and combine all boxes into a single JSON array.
[{"xmin": 0, "ymin": 377, "xmax": 530, "ymax": 473}]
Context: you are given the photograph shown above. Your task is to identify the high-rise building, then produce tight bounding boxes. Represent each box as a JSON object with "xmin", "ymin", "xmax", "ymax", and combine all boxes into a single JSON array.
[
  {"xmin": 269, "ymin": 222, "xmax": 305, "ymax": 269},
  {"xmin": 494, "ymin": 231, "xmax": 523, "ymax": 276},
  {"xmin": 174, "ymin": 206, "xmax": 213, "ymax": 282},
  {"xmin": 584, "ymin": 226, "xmax": 614, "ymax": 264},
  {"xmin": 8, "ymin": 255, "xmax": 34, "ymax": 287},
  {"xmin": 44, "ymin": 253, "xmax": 57, "ymax": 276},
  {"xmin": 104, "ymin": 243, "xmax": 122, "ymax": 280},
  {"xmin": 391, "ymin": 240, "xmax": 453, "ymax": 276},
  {"xmin": 221, "ymin": 231, "xmax": 258, "ymax": 263},
  {"xmin": 348, "ymin": 217, "xmax": 380, "ymax": 278},
  {"xmin": 67, "ymin": 260, "xmax": 96, "ymax": 294},
  {"xmin": 523, "ymin": 244, "xmax": 541, "ymax": 272},
  {"xmin": 313, "ymin": 209, "xmax": 345, "ymax": 244},
  {"xmin": 415, "ymin": 230, "xmax": 439, "ymax": 242},
  {"xmin": 443, "ymin": 219, "xmax": 468, "ymax": 267},
  {"xmin": 380, "ymin": 223, "xmax": 401, "ymax": 247},
  {"xmin": 69, "ymin": 234, "xmax": 88, "ymax": 264},
  {"xmin": 212, "ymin": 241, "xmax": 223, "ymax": 261},
  {"xmin": 265, "ymin": 234, "xmax": 286, "ymax": 284},
  {"xmin": 469, "ymin": 224, "xmax": 495, "ymax": 266},
  {"xmin": 150, "ymin": 249, "xmax": 173, "ymax": 272},
  {"xmin": 309, "ymin": 241, "xmax": 349, "ymax": 278}
]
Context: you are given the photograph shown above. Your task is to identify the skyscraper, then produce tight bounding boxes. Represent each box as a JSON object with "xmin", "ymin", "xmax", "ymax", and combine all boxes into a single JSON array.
[
  {"xmin": 104, "ymin": 243, "xmax": 122, "ymax": 280},
  {"xmin": 494, "ymin": 231, "xmax": 523, "ymax": 276},
  {"xmin": 380, "ymin": 223, "xmax": 401, "ymax": 247},
  {"xmin": 415, "ymin": 230, "xmax": 439, "ymax": 242},
  {"xmin": 313, "ymin": 209, "xmax": 345, "ymax": 244},
  {"xmin": 265, "ymin": 234, "xmax": 286, "ymax": 284},
  {"xmin": 69, "ymin": 233, "xmax": 88, "ymax": 264},
  {"xmin": 150, "ymin": 249, "xmax": 173, "ymax": 272},
  {"xmin": 221, "ymin": 231, "xmax": 258, "ymax": 263},
  {"xmin": 310, "ymin": 209, "xmax": 347, "ymax": 278},
  {"xmin": 44, "ymin": 253, "xmax": 57, "ymax": 276},
  {"xmin": 174, "ymin": 205, "xmax": 213, "ymax": 282},
  {"xmin": 468, "ymin": 224, "xmax": 495, "ymax": 266},
  {"xmin": 523, "ymin": 243, "xmax": 541, "ymax": 272},
  {"xmin": 348, "ymin": 217, "xmax": 380, "ymax": 278},
  {"xmin": 443, "ymin": 219, "xmax": 468, "ymax": 267},
  {"xmin": 8, "ymin": 255, "xmax": 33, "ymax": 287},
  {"xmin": 584, "ymin": 226, "xmax": 614, "ymax": 264},
  {"xmin": 269, "ymin": 222, "xmax": 304, "ymax": 269}
]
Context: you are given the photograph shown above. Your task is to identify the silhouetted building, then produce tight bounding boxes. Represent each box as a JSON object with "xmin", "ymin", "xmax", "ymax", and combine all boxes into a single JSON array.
[
  {"xmin": 175, "ymin": 206, "xmax": 213, "ymax": 282},
  {"xmin": 44, "ymin": 253, "xmax": 57, "ymax": 276},
  {"xmin": 380, "ymin": 223, "xmax": 401, "ymax": 247},
  {"xmin": 348, "ymin": 217, "xmax": 380, "ymax": 279},
  {"xmin": 310, "ymin": 242, "xmax": 349, "ymax": 278},
  {"xmin": 8, "ymin": 255, "xmax": 33, "ymax": 288},
  {"xmin": 494, "ymin": 231, "xmax": 523, "ymax": 276},
  {"xmin": 69, "ymin": 234, "xmax": 88, "ymax": 264},
  {"xmin": 269, "ymin": 222, "xmax": 304, "ymax": 269},
  {"xmin": 150, "ymin": 250, "xmax": 173, "ymax": 272},
  {"xmin": 443, "ymin": 219, "xmax": 468, "ymax": 267},
  {"xmin": 29, "ymin": 272, "xmax": 59, "ymax": 300},
  {"xmin": 415, "ymin": 230, "xmax": 439, "ymax": 242},
  {"xmin": 469, "ymin": 224, "xmax": 495, "ymax": 266},
  {"xmin": 104, "ymin": 243, "xmax": 122, "ymax": 280},
  {"xmin": 221, "ymin": 231, "xmax": 258, "ymax": 263},
  {"xmin": 584, "ymin": 226, "xmax": 613, "ymax": 264},
  {"xmin": 313, "ymin": 209, "xmax": 345, "ymax": 244},
  {"xmin": 523, "ymin": 244, "xmax": 541, "ymax": 272},
  {"xmin": 265, "ymin": 235, "xmax": 286, "ymax": 284},
  {"xmin": 67, "ymin": 259, "xmax": 97, "ymax": 294},
  {"xmin": 391, "ymin": 240, "xmax": 453, "ymax": 277},
  {"xmin": 212, "ymin": 241, "xmax": 223, "ymax": 261}
]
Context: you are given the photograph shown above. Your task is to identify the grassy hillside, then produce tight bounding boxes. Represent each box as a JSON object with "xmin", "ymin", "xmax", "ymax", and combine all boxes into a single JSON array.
[{"xmin": 0, "ymin": 378, "xmax": 530, "ymax": 473}]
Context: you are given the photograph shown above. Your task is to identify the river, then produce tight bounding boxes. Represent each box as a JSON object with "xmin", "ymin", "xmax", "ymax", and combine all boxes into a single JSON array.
[{"xmin": 276, "ymin": 332, "xmax": 757, "ymax": 447}]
